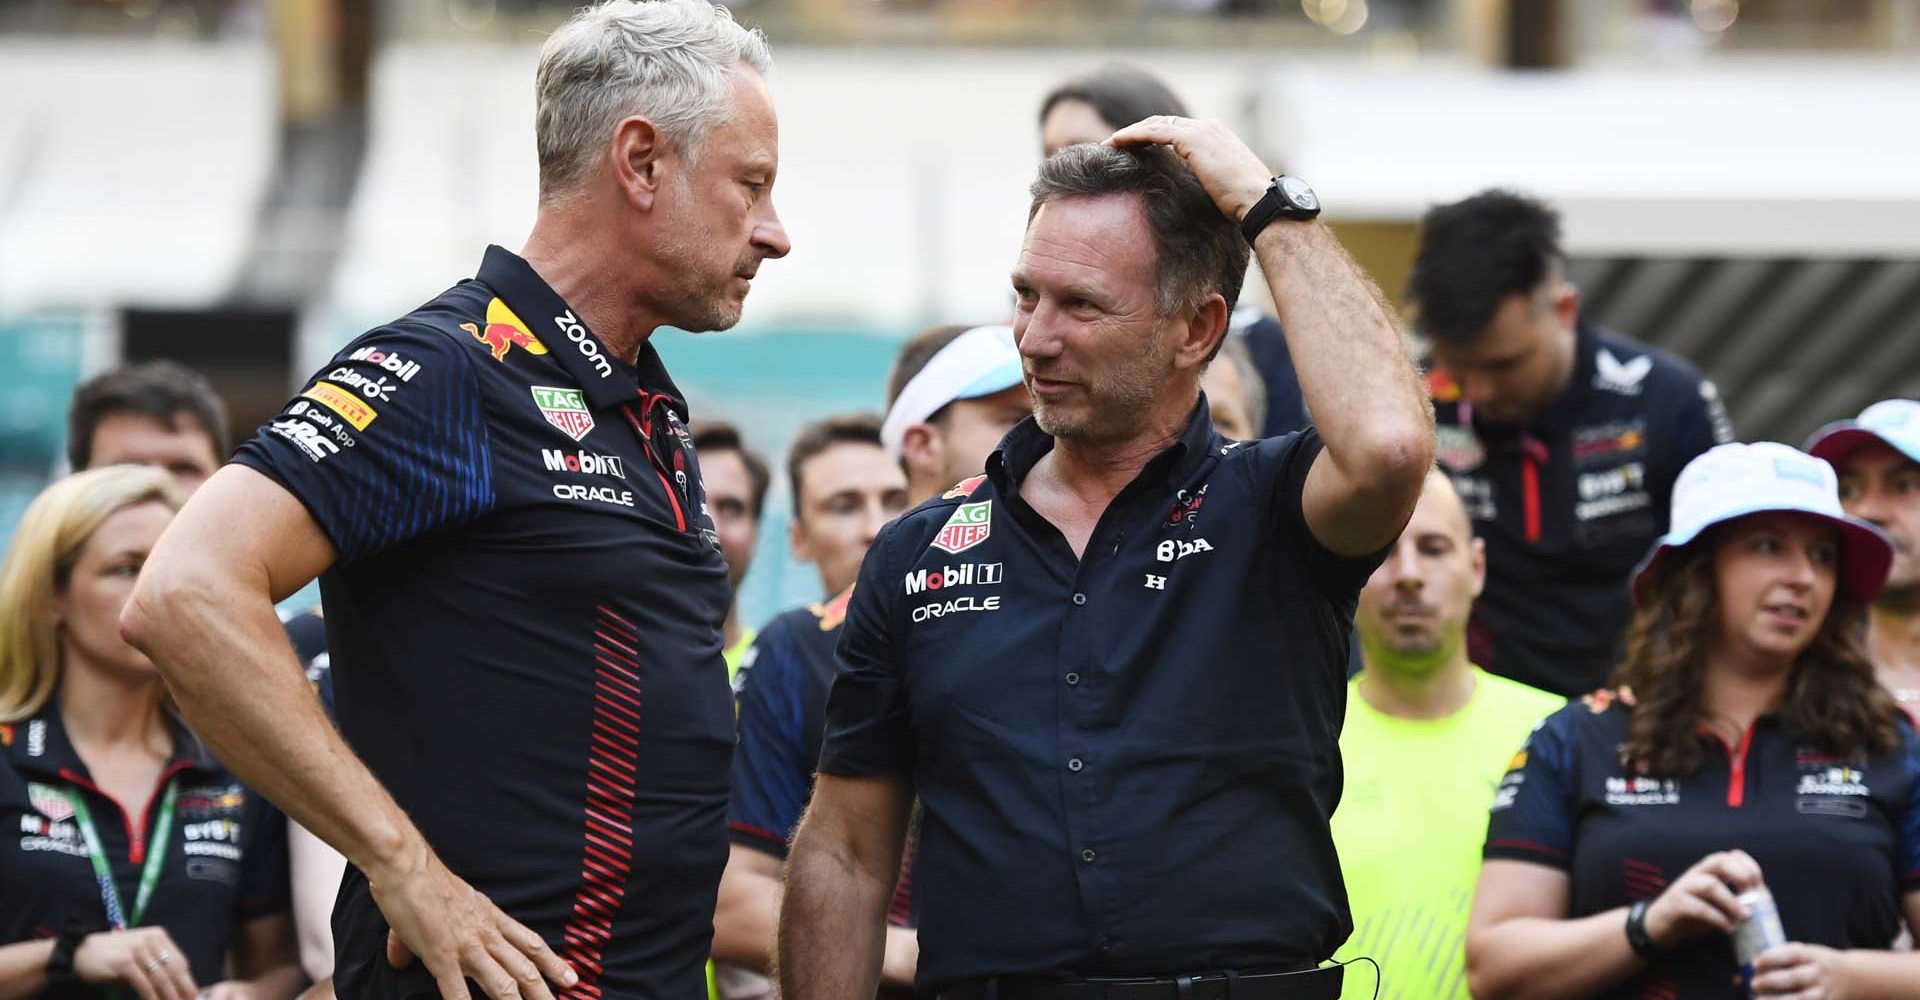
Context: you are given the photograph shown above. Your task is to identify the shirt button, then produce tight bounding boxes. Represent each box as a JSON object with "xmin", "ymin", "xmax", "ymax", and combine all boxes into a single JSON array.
[
  {"xmin": 1081, "ymin": 848, "xmax": 1096, "ymax": 863},
  {"xmin": 1068, "ymin": 758, "xmax": 1084, "ymax": 772},
  {"xmin": 1072, "ymin": 592, "xmax": 1087, "ymax": 606},
  {"xmin": 1065, "ymin": 672, "xmax": 1080, "ymax": 686}
]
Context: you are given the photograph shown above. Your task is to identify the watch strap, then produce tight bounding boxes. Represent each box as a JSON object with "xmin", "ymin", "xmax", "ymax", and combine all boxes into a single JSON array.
[
  {"xmin": 1238, "ymin": 179, "xmax": 1287, "ymax": 246},
  {"xmin": 46, "ymin": 929, "xmax": 87, "ymax": 984},
  {"xmin": 1625, "ymin": 901, "xmax": 1661, "ymax": 960}
]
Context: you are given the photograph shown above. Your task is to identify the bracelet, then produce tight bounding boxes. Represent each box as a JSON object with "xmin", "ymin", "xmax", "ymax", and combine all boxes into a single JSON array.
[
  {"xmin": 45, "ymin": 929, "xmax": 88, "ymax": 985},
  {"xmin": 1624, "ymin": 901, "xmax": 1661, "ymax": 960}
]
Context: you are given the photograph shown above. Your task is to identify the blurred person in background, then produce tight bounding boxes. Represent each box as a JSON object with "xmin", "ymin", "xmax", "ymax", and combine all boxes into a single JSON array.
[
  {"xmin": 66, "ymin": 363, "xmax": 342, "ymax": 992},
  {"xmin": 1412, "ymin": 189, "xmax": 1733, "ymax": 698},
  {"xmin": 1037, "ymin": 64, "xmax": 1307, "ymax": 439},
  {"xmin": 67, "ymin": 362, "xmax": 228, "ymax": 495},
  {"xmin": 1203, "ymin": 333, "xmax": 1264, "ymax": 440},
  {"xmin": 1330, "ymin": 469, "xmax": 1561, "ymax": 1000},
  {"xmin": 713, "ymin": 414, "xmax": 913, "ymax": 999},
  {"xmin": 880, "ymin": 323, "xmax": 1030, "ymax": 502},
  {"xmin": 1809, "ymin": 399, "xmax": 1920, "ymax": 719},
  {"xmin": 121, "ymin": 3, "xmax": 791, "ymax": 1000},
  {"xmin": 1466, "ymin": 443, "xmax": 1920, "ymax": 1000},
  {"xmin": 0, "ymin": 467, "xmax": 300, "ymax": 1000},
  {"xmin": 691, "ymin": 420, "xmax": 773, "ymax": 680}
]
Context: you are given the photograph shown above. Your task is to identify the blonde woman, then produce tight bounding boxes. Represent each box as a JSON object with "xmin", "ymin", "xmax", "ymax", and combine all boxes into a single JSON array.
[{"xmin": 0, "ymin": 467, "xmax": 299, "ymax": 1000}]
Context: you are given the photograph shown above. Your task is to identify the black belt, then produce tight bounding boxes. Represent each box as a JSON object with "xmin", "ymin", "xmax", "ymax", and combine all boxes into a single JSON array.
[{"xmin": 938, "ymin": 966, "xmax": 1343, "ymax": 1000}]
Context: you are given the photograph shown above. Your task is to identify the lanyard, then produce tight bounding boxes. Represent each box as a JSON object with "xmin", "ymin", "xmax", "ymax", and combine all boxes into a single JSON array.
[{"xmin": 64, "ymin": 779, "xmax": 178, "ymax": 929}]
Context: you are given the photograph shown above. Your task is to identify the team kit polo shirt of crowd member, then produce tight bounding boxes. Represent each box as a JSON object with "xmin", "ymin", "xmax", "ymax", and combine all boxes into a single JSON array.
[
  {"xmin": 231, "ymin": 245, "xmax": 735, "ymax": 1000},
  {"xmin": 1329, "ymin": 669, "xmax": 1563, "ymax": 1000},
  {"xmin": 1486, "ymin": 694, "xmax": 1920, "ymax": 999},
  {"xmin": 819, "ymin": 399, "xmax": 1387, "ymax": 992},
  {"xmin": 0, "ymin": 708, "xmax": 290, "ymax": 994},
  {"xmin": 728, "ymin": 589, "xmax": 919, "ymax": 1000},
  {"xmin": 1432, "ymin": 321, "xmax": 1733, "ymax": 696}
]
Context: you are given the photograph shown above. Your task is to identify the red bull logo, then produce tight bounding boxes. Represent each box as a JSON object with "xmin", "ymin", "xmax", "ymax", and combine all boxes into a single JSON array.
[{"xmin": 461, "ymin": 298, "xmax": 550, "ymax": 362}]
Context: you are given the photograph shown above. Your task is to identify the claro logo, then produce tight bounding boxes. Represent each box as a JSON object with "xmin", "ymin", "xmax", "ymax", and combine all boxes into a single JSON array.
[{"xmin": 554, "ymin": 310, "xmax": 613, "ymax": 379}]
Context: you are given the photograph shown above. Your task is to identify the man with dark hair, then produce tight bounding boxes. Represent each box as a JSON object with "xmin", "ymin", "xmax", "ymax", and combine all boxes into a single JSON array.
[
  {"xmin": 714, "ymin": 413, "xmax": 913, "ymax": 998},
  {"xmin": 882, "ymin": 324, "xmax": 1031, "ymax": 503},
  {"xmin": 68, "ymin": 360, "xmax": 229, "ymax": 492},
  {"xmin": 781, "ymin": 122, "xmax": 1432, "ymax": 999},
  {"xmin": 1410, "ymin": 188, "xmax": 1732, "ymax": 697},
  {"xmin": 1036, "ymin": 64, "xmax": 1307, "ymax": 439},
  {"xmin": 691, "ymin": 419, "xmax": 772, "ymax": 677}
]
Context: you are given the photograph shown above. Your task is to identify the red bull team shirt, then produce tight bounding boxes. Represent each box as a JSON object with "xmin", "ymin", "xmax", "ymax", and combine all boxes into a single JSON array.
[
  {"xmin": 1486, "ymin": 694, "xmax": 1920, "ymax": 999},
  {"xmin": 232, "ymin": 246, "xmax": 733, "ymax": 1000},
  {"xmin": 819, "ymin": 401, "xmax": 1386, "ymax": 992}
]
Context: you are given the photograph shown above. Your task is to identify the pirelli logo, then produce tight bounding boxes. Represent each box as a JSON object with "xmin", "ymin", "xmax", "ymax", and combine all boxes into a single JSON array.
[{"xmin": 302, "ymin": 381, "xmax": 377, "ymax": 431}]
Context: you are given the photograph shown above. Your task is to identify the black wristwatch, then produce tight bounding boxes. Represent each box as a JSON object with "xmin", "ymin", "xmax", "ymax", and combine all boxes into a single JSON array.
[
  {"xmin": 45, "ymin": 929, "xmax": 87, "ymax": 986},
  {"xmin": 1624, "ymin": 901, "xmax": 1661, "ymax": 960},
  {"xmin": 1239, "ymin": 175, "xmax": 1321, "ymax": 244}
]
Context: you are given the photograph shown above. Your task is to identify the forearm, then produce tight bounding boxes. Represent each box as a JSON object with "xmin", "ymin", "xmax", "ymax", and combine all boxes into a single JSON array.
[
  {"xmin": 1836, "ymin": 949, "xmax": 1920, "ymax": 998},
  {"xmin": 777, "ymin": 831, "xmax": 893, "ymax": 1000},
  {"xmin": 711, "ymin": 865, "xmax": 783, "ymax": 970},
  {"xmin": 0, "ymin": 940, "xmax": 55, "ymax": 1000},
  {"xmin": 123, "ymin": 565, "xmax": 420, "ymax": 879},
  {"xmin": 1253, "ymin": 221, "xmax": 1430, "ymax": 471},
  {"xmin": 1467, "ymin": 908, "xmax": 1643, "ymax": 1000}
]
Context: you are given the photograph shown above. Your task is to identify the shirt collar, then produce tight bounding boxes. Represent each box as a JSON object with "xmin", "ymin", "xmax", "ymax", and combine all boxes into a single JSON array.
[
  {"xmin": 988, "ymin": 394, "xmax": 1222, "ymax": 496},
  {"xmin": 7, "ymin": 700, "xmax": 217, "ymax": 780},
  {"xmin": 475, "ymin": 245, "xmax": 691, "ymax": 418}
]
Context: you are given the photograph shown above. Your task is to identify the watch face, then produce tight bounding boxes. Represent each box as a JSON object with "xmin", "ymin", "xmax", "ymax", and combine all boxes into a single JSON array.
[{"xmin": 1280, "ymin": 176, "xmax": 1319, "ymax": 212}]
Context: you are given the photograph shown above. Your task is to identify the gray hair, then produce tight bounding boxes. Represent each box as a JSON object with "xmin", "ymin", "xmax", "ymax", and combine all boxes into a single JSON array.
[
  {"xmin": 1029, "ymin": 143, "xmax": 1248, "ymax": 350},
  {"xmin": 536, "ymin": 0, "xmax": 773, "ymax": 196}
]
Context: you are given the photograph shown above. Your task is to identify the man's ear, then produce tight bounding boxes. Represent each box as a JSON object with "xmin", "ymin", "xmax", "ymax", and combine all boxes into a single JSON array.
[
  {"xmin": 1550, "ymin": 281, "xmax": 1580, "ymax": 334},
  {"xmin": 1177, "ymin": 294, "xmax": 1230, "ymax": 372},
  {"xmin": 788, "ymin": 514, "xmax": 814, "ymax": 565},
  {"xmin": 610, "ymin": 116, "xmax": 666, "ymax": 212},
  {"xmin": 899, "ymin": 423, "xmax": 945, "ymax": 488},
  {"xmin": 1469, "ymin": 535, "xmax": 1488, "ymax": 599}
]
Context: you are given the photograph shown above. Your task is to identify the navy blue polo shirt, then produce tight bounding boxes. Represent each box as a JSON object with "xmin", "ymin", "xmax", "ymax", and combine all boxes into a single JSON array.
[
  {"xmin": 729, "ymin": 590, "xmax": 852, "ymax": 858},
  {"xmin": 0, "ymin": 706, "xmax": 289, "ymax": 997},
  {"xmin": 1487, "ymin": 695, "xmax": 1920, "ymax": 999},
  {"xmin": 729, "ymin": 589, "xmax": 922, "ymax": 934},
  {"xmin": 232, "ymin": 246, "xmax": 733, "ymax": 1000},
  {"xmin": 1434, "ymin": 322, "xmax": 1733, "ymax": 696},
  {"xmin": 819, "ymin": 399, "xmax": 1385, "ymax": 991}
]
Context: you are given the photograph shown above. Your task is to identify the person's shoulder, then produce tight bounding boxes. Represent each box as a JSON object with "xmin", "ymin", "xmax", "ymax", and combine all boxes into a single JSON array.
[
  {"xmin": 754, "ymin": 604, "xmax": 821, "ymax": 647},
  {"xmin": 1477, "ymin": 670, "xmax": 1569, "ymax": 718},
  {"xmin": 1588, "ymin": 326, "xmax": 1709, "ymax": 396},
  {"xmin": 886, "ymin": 474, "xmax": 998, "ymax": 546}
]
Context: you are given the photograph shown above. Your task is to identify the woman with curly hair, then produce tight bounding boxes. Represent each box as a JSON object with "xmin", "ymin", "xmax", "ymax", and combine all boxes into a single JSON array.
[{"xmin": 1464, "ymin": 442, "xmax": 1920, "ymax": 1000}]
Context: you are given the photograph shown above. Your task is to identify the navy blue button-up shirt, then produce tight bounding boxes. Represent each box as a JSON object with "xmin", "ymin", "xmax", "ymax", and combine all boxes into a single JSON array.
[{"xmin": 820, "ymin": 400, "xmax": 1386, "ymax": 991}]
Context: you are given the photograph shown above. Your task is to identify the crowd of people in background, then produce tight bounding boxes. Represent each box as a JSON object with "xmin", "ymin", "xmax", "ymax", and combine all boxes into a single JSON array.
[{"xmin": 3, "ymin": 4, "xmax": 1919, "ymax": 1000}]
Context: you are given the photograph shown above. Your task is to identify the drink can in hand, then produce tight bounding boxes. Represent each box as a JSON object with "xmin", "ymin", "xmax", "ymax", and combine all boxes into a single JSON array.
[{"xmin": 1733, "ymin": 886, "xmax": 1787, "ymax": 988}]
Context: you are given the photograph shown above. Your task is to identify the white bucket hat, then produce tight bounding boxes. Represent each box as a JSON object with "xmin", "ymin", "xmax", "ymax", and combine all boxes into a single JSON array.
[
  {"xmin": 881, "ymin": 325, "xmax": 1024, "ymax": 460},
  {"xmin": 1805, "ymin": 398, "xmax": 1920, "ymax": 471},
  {"xmin": 1630, "ymin": 441, "xmax": 1893, "ymax": 605}
]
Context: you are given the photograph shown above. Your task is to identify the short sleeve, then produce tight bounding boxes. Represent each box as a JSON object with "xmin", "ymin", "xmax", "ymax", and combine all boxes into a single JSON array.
[
  {"xmin": 818, "ymin": 525, "xmax": 916, "ymax": 778},
  {"xmin": 235, "ymin": 790, "xmax": 292, "ymax": 920},
  {"xmin": 728, "ymin": 624, "xmax": 817, "ymax": 859},
  {"xmin": 1267, "ymin": 427, "xmax": 1394, "ymax": 596},
  {"xmin": 1483, "ymin": 707, "xmax": 1579, "ymax": 870},
  {"xmin": 231, "ymin": 324, "xmax": 493, "ymax": 565}
]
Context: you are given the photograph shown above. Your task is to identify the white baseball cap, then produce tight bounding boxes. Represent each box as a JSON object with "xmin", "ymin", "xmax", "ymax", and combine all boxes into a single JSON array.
[
  {"xmin": 881, "ymin": 325, "xmax": 1024, "ymax": 460},
  {"xmin": 1630, "ymin": 441, "xmax": 1893, "ymax": 605},
  {"xmin": 1804, "ymin": 398, "xmax": 1920, "ymax": 472}
]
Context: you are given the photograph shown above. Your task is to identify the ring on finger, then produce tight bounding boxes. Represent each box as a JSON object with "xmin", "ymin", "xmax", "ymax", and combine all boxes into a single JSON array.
[
  {"xmin": 142, "ymin": 956, "xmax": 164, "ymax": 973},
  {"xmin": 155, "ymin": 952, "xmax": 173, "ymax": 967}
]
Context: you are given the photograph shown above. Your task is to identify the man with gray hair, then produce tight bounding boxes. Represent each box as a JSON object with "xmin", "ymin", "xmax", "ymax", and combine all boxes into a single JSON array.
[
  {"xmin": 779, "ymin": 122, "xmax": 1432, "ymax": 998},
  {"xmin": 122, "ymin": 4, "xmax": 789, "ymax": 1000}
]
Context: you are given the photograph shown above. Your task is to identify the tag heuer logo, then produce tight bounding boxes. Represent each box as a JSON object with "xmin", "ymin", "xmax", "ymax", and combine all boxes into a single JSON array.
[
  {"xmin": 931, "ymin": 500, "xmax": 992, "ymax": 554},
  {"xmin": 28, "ymin": 782, "xmax": 74, "ymax": 822},
  {"xmin": 530, "ymin": 386, "xmax": 595, "ymax": 441}
]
